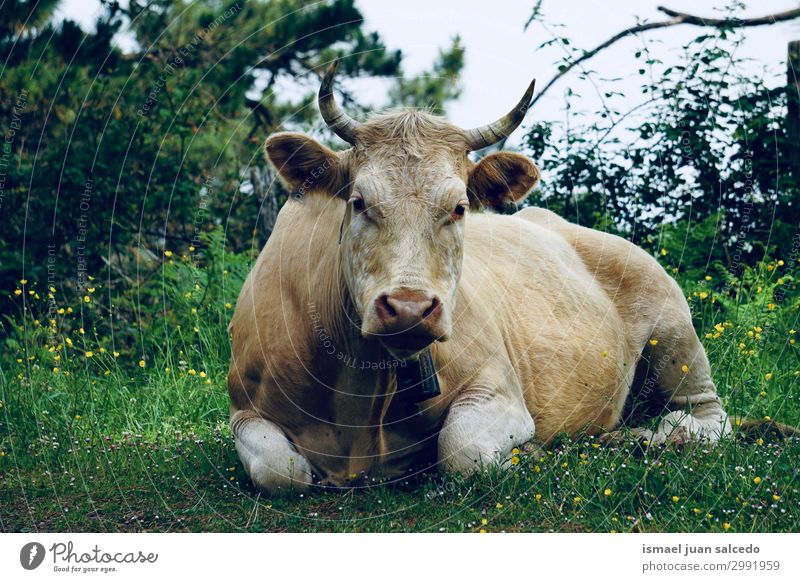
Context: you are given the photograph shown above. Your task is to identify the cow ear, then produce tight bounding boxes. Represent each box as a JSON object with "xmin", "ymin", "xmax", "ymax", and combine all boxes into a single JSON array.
[
  {"xmin": 467, "ymin": 152, "xmax": 540, "ymax": 210},
  {"xmin": 265, "ymin": 132, "xmax": 348, "ymax": 198}
]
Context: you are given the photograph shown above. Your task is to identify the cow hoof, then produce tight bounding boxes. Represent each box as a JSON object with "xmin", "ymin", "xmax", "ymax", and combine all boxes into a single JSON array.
[
  {"xmin": 649, "ymin": 411, "xmax": 731, "ymax": 446},
  {"xmin": 599, "ymin": 428, "xmax": 653, "ymax": 446},
  {"xmin": 246, "ymin": 456, "xmax": 313, "ymax": 495}
]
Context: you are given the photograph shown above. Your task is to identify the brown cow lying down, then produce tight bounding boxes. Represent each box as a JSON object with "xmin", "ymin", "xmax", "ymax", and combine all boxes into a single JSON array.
[{"xmin": 227, "ymin": 61, "xmax": 730, "ymax": 493}]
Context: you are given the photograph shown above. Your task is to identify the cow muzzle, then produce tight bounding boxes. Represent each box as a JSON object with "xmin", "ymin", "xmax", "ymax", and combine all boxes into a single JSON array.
[{"xmin": 366, "ymin": 287, "xmax": 447, "ymax": 356}]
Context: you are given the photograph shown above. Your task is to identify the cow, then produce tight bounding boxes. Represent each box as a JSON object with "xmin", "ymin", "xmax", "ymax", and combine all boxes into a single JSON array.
[{"xmin": 227, "ymin": 60, "xmax": 731, "ymax": 493}]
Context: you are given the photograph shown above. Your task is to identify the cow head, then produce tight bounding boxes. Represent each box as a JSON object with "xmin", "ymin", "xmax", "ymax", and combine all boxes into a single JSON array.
[{"xmin": 266, "ymin": 61, "xmax": 539, "ymax": 360}]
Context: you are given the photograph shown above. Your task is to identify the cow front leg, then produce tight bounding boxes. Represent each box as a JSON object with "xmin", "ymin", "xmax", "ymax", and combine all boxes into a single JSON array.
[
  {"xmin": 638, "ymin": 315, "xmax": 732, "ymax": 445},
  {"xmin": 231, "ymin": 409, "xmax": 313, "ymax": 493},
  {"xmin": 438, "ymin": 387, "xmax": 535, "ymax": 474}
]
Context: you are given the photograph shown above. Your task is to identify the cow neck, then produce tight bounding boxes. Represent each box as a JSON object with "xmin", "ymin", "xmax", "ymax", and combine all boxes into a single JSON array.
[{"xmin": 303, "ymin": 197, "xmax": 368, "ymax": 368}]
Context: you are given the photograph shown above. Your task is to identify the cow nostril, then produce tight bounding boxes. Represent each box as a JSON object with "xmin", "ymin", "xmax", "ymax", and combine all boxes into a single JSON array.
[
  {"xmin": 376, "ymin": 294, "xmax": 397, "ymax": 320},
  {"xmin": 423, "ymin": 295, "xmax": 440, "ymax": 319}
]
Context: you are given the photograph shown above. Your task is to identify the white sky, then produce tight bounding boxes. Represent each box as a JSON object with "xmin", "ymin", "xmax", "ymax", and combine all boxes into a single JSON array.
[{"xmin": 56, "ymin": 0, "xmax": 800, "ymax": 135}]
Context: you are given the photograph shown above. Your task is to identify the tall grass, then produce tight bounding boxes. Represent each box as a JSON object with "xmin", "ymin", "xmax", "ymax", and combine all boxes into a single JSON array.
[{"xmin": 1, "ymin": 228, "xmax": 798, "ymax": 532}]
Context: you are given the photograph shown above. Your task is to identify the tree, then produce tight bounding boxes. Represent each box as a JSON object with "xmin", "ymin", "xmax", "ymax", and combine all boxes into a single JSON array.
[
  {"xmin": 0, "ymin": 0, "xmax": 465, "ymax": 320},
  {"xmin": 521, "ymin": 3, "xmax": 799, "ymax": 272}
]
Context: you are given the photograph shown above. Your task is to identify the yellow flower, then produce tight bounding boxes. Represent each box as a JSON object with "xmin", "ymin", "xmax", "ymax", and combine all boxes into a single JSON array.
[
  {"xmin": 604, "ymin": 488, "xmax": 612, "ymax": 497},
  {"xmin": 693, "ymin": 508, "xmax": 702, "ymax": 515},
  {"xmin": 660, "ymin": 248, "xmax": 667, "ymax": 256},
  {"xmin": 511, "ymin": 447, "xmax": 520, "ymax": 455},
  {"xmin": 573, "ymin": 496, "xmax": 582, "ymax": 504},
  {"xmin": 510, "ymin": 456, "xmax": 520, "ymax": 465},
  {"xmin": 777, "ymin": 260, "xmax": 785, "ymax": 266},
  {"xmin": 199, "ymin": 371, "xmax": 207, "ymax": 378},
  {"xmin": 672, "ymin": 496, "xmax": 680, "ymax": 503},
  {"xmin": 723, "ymin": 523, "xmax": 731, "ymax": 531},
  {"xmin": 189, "ymin": 245, "xmax": 196, "ymax": 252},
  {"xmin": 13, "ymin": 289, "xmax": 21, "ymax": 296},
  {"xmin": 649, "ymin": 339, "xmax": 658, "ymax": 346},
  {"xmin": 53, "ymin": 367, "xmax": 60, "ymax": 374},
  {"xmin": 681, "ymin": 364, "xmax": 689, "ymax": 373},
  {"xmin": 85, "ymin": 351, "xmax": 94, "ymax": 358},
  {"xmin": 767, "ymin": 303, "xmax": 775, "ymax": 310},
  {"xmin": 495, "ymin": 502, "xmax": 503, "ymax": 509},
  {"xmin": 87, "ymin": 287, "xmax": 95, "ymax": 293},
  {"xmin": 113, "ymin": 351, "xmax": 120, "ymax": 358},
  {"xmin": 756, "ymin": 438, "xmax": 764, "ymax": 446},
  {"xmin": 764, "ymin": 373, "xmax": 773, "ymax": 381},
  {"xmin": 225, "ymin": 302, "xmax": 233, "ymax": 309},
  {"xmin": 480, "ymin": 518, "xmax": 488, "ymax": 525},
  {"xmin": 188, "ymin": 369, "xmax": 197, "ymax": 376},
  {"xmin": 773, "ymin": 494, "xmax": 781, "ymax": 501},
  {"xmin": 164, "ymin": 250, "xmax": 173, "ymax": 257},
  {"xmin": 753, "ymin": 476, "xmax": 762, "ymax": 485},
  {"xmin": 479, "ymin": 529, "xmax": 487, "ymax": 534},
  {"xmin": 83, "ymin": 296, "xmax": 90, "ymax": 303},
  {"xmin": 138, "ymin": 359, "xmax": 146, "ymax": 368},
  {"xmin": 699, "ymin": 291, "xmax": 709, "ymax": 299},
  {"xmin": 534, "ymin": 493, "xmax": 542, "ymax": 501}
]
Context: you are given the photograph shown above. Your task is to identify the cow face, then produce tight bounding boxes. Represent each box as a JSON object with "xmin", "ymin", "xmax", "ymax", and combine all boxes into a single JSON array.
[
  {"xmin": 267, "ymin": 125, "xmax": 538, "ymax": 359},
  {"xmin": 265, "ymin": 62, "xmax": 539, "ymax": 360}
]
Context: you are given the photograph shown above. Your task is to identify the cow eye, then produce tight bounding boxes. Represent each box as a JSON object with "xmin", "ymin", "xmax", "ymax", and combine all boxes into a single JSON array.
[
  {"xmin": 451, "ymin": 201, "xmax": 468, "ymax": 222},
  {"xmin": 350, "ymin": 195, "xmax": 367, "ymax": 215}
]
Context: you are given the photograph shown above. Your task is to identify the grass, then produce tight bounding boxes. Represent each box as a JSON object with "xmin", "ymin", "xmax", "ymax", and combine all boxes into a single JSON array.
[{"xmin": 1, "ymin": 253, "xmax": 799, "ymax": 532}]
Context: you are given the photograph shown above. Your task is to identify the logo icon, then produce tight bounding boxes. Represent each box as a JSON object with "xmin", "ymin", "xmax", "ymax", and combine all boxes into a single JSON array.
[{"xmin": 20, "ymin": 542, "xmax": 46, "ymax": 570}]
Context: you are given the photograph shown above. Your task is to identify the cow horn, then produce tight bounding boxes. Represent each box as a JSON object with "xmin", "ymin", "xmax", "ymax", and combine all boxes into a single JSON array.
[
  {"xmin": 318, "ymin": 58, "xmax": 360, "ymax": 144},
  {"xmin": 464, "ymin": 77, "xmax": 536, "ymax": 151}
]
